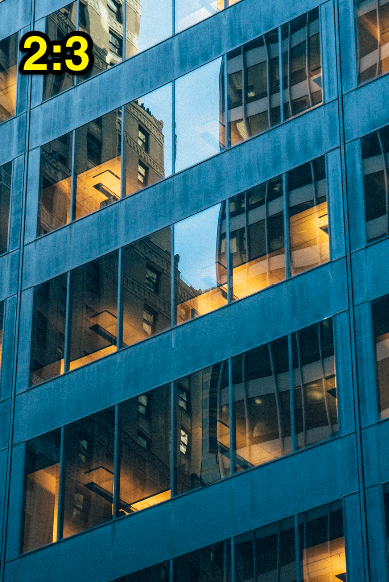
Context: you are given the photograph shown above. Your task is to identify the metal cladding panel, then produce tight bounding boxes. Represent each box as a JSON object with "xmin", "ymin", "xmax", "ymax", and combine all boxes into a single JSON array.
[
  {"xmin": 0, "ymin": 400, "xmax": 10, "ymax": 452},
  {"xmin": 365, "ymin": 486, "xmax": 389, "ymax": 582},
  {"xmin": 1, "ymin": 295, "xmax": 17, "ymax": 401},
  {"xmin": 352, "ymin": 238, "xmax": 389, "ymax": 306},
  {"xmin": 0, "ymin": 252, "xmax": 19, "ymax": 301},
  {"xmin": 334, "ymin": 311, "xmax": 356, "ymax": 434},
  {"xmin": 23, "ymin": 100, "xmax": 340, "ymax": 289},
  {"xmin": 14, "ymin": 258, "xmax": 347, "ymax": 441},
  {"xmin": 343, "ymin": 493, "xmax": 368, "ymax": 582},
  {"xmin": 8, "ymin": 155, "xmax": 25, "ymax": 252},
  {"xmin": 346, "ymin": 138, "xmax": 366, "ymax": 253},
  {"xmin": 362, "ymin": 421, "xmax": 389, "ymax": 487},
  {"xmin": 5, "ymin": 434, "xmax": 357, "ymax": 582},
  {"xmin": 0, "ymin": 115, "xmax": 26, "ymax": 167},
  {"xmin": 0, "ymin": 0, "xmax": 32, "ymax": 40},
  {"xmin": 344, "ymin": 75, "xmax": 389, "ymax": 143},
  {"xmin": 338, "ymin": 0, "xmax": 358, "ymax": 94}
]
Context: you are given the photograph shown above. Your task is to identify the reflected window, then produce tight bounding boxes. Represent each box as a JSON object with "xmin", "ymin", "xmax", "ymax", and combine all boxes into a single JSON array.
[
  {"xmin": 174, "ymin": 362, "xmax": 230, "ymax": 495},
  {"xmin": 175, "ymin": 58, "xmax": 225, "ymax": 172},
  {"xmin": 174, "ymin": 540, "xmax": 231, "ymax": 582},
  {"xmin": 38, "ymin": 132, "xmax": 73, "ymax": 235},
  {"xmin": 232, "ymin": 338, "xmax": 291, "ymax": 472},
  {"xmin": 43, "ymin": 3, "xmax": 77, "ymax": 100},
  {"xmin": 75, "ymin": 109, "xmax": 121, "ymax": 219},
  {"xmin": 299, "ymin": 501, "xmax": 346, "ymax": 582},
  {"xmin": 0, "ymin": 31, "xmax": 18, "ymax": 122},
  {"xmin": 62, "ymin": 409, "xmax": 115, "ymax": 538},
  {"xmin": 288, "ymin": 156, "xmax": 329, "ymax": 275},
  {"xmin": 229, "ymin": 177, "xmax": 285, "ymax": 300},
  {"xmin": 227, "ymin": 31, "xmax": 281, "ymax": 146},
  {"xmin": 292, "ymin": 318, "xmax": 338, "ymax": 449},
  {"xmin": 235, "ymin": 518, "xmax": 296, "ymax": 582},
  {"xmin": 175, "ymin": 0, "xmax": 224, "ymax": 33},
  {"xmin": 29, "ymin": 274, "xmax": 67, "ymax": 386},
  {"xmin": 124, "ymin": 84, "xmax": 172, "ymax": 197},
  {"xmin": 282, "ymin": 9, "xmax": 322, "ymax": 120},
  {"xmin": 69, "ymin": 252, "xmax": 118, "ymax": 370},
  {"xmin": 174, "ymin": 203, "xmax": 227, "ymax": 324},
  {"xmin": 372, "ymin": 294, "xmax": 389, "ymax": 418},
  {"xmin": 21, "ymin": 430, "xmax": 61, "ymax": 553},
  {"xmin": 108, "ymin": 0, "xmax": 122, "ymax": 23},
  {"xmin": 118, "ymin": 384, "xmax": 171, "ymax": 515},
  {"xmin": 361, "ymin": 124, "xmax": 389, "ymax": 242},
  {"xmin": 0, "ymin": 161, "xmax": 11, "ymax": 254},
  {"xmin": 121, "ymin": 228, "xmax": 171, "ymax": 347},
  {"xmin": 356, "ymin": 0, "xmax": 389, "ymax": 83}
]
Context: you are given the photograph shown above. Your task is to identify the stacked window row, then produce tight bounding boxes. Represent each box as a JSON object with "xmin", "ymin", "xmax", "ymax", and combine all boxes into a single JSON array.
[
  {"xmin": 107, "ymin": 500, "xmax": 346, "ymax": 582},
  {"xmin": 37, "ymin": 7, "xmax": 322, "ymax": 235},
  {"xmin": 22, "ymin": 317, "xmax": 338, "ymax": 553},
  {"xmin": 31, "ymin": 154, "xmax": 330, "ymax": 385}
]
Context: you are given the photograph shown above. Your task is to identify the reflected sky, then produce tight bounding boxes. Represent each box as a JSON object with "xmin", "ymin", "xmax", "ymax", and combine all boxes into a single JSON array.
[
  {"xmin": 176, "ymin": 0, "xmax": 219, "ymax": 32},
  {"xmin": 136, "ymin": 0, "xmax": 172, "ymax": 53},
  {"xmin": 175, "ymin": 58, "xmax": 223, "ymax": 173},
  {"xmin": 174, "ymin": 204, "xmax": 221, "ymax": 290},
  {"xmin": 138, "ymin": 83, "xmax": 173, "ymax": 177}
]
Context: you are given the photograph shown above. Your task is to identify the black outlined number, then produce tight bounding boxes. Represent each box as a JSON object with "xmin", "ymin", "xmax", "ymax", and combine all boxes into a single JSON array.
[
  {"xmin": 64, "ymin": 32, "xmax": 93, "ymax": 74},
  {"xmin": 19, "ymin": 32, "xmax": 49, "ymax": 74}
]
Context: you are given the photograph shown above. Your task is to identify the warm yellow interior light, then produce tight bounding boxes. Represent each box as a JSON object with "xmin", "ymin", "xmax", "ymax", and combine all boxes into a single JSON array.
[{"xmin": 302, "ymin": 537, "xmax": 346, "ymax": 582}]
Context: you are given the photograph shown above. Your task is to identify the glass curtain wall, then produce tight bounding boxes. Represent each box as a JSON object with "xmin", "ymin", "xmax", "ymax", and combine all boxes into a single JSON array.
[
  {"xmin": 356, "ymin": 0, "xmax": 389, "ymax": 83},
  {"xmin": 0, "ymin": 31, "xmax": 18, "ymax": 123},
  {"xmin": 0, "ymin": 160, "xmax": 11, "ymax": 254},
  {"xmin": 372, "ymin": 294, "xmax": 389, "ymax": 418},
  {"xmin": 173, "ymin": 540, "xmax": 231, "ymax": 582},
  {"xmin": 361, "ymin": 123, "xmax": 389, "ymax": 242},
  {"xmin": 114, "ymin": 562, "xmax": 170, "ymax": 582}
]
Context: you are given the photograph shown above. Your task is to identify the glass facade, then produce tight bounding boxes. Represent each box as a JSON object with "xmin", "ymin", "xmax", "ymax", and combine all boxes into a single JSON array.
[
  {"xmin": 356, "ymin": 0, "xmax": 389, "ymax": 84},
  {"xmin": 0, "ymin": 31, "xmax": 17, "ymax": 123},
  {"xmin": 372, "ymin": 294, "xmax": 389, "ymax": 418},
  {"xmin": 0, "ymin": 160, "xmax": 11, "ymax": 254}
]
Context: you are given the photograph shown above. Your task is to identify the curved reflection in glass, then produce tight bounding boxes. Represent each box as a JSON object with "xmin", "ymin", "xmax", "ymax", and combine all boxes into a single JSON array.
[{"xmin": 175, "ymin": 0, "xmax": 223, "ymax": 33}]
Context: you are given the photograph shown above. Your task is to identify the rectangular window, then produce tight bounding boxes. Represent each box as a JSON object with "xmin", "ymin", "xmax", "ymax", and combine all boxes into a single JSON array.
[
  {"xmin": 282, "ymin": 9, "xmax": 322, "ymax": 119},
  {"xmin": 29, "ymin": 274, "xmax": 67, "ymax": 386},
  {"xmin": 69, "ymin": 252, "xmax": 118, "ymax": 371},
  {"xmin": 109, "ymin": 30, "xmax": 123, "ymax": 57},
  {"xmin": 118, "ymin": 384, "xmax": 171, "ymax": 515},
  {"xmin": 174, "ymin": 203, "xmax": 228, "ymax": 324},
  {"xmin": 174, "ymin": 361, "xmax": 230, "ymax": 495},
  {"xmin": 74, "ymin": 109, "xmax": 122, "ymax": 219},
  {"xmin": 361, "ymin": 125, "xmax": 389, "ymax": 242},
  {"xmin": 288, "ymin": 156, "xmax": 329, "ymax": 275},
  {"xmin": 43, "ymin": 3, "xmax": 77, "ymax": 101},
  {"xmin": 292, "ymin": 318, "xmax": 338, "ymax": 449},
  {"xmin": 175, "ymin": 0, "xmax": 224, "ymax": 33},
  {"xmin": 232, "ymin": 337, "xmax": 292, "ymax": 472},
  {"xmin": 229, "ymin": 176, "xmax": 285, "ymax": 300},
  {"xmin": 126, "ymin": 0, "xmax": 172, "ymax": 58},
  {"xmin": 38, "ymin": 132, "xmax": 72, "ymax": 235},
  {"xmin": 107, "ymin": 0, "xmax": 122, "ymax": 23},
  {"xmin": 121, "ymin": 228, "xmax": 171, "ymax": 347},
  {"xmin": 0, "ymin": 161, "xmax": 11, "ymax": 254},
  {"xmin": 21, "ymin": 430, "xmax": 61, "ymax": 553},
  {"xmin": 124, "ymin": 84, "xmax": 172, "ymax": 197},
  {"xmin": 62, "ymin": 409, "xmax": 115, "ymax": 538},
  {"xmin": 174, "ymin": 540, "xmax": 231, "ymax": 582},
  {"xmin": 0, "ymin": 31, "xmax": 18, "ymax": 123},
  {"xmin": 372, "ymin": 294, "xmax": 389, "ymax": 418},
  {"xmin": 356, "ymin": 0, "xmax": 389, "ymax": 83}
]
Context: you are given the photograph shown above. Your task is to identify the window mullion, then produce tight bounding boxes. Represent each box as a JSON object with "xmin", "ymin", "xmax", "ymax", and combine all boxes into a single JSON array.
[
  {"xmin": 56, "ymin": 425, "xmax": 65, "ymax": 541},
  {"xmin": 63, "ymin": 270, "xmax": 71, "ymax": 373},
  {"xmin": 288, "ymin": 333, "xmax": 296, "ymax": 453}
]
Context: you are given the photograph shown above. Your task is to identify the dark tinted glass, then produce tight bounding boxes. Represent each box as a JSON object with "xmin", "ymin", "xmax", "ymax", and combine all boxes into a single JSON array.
[
  {"xmin": 174, "ymin": 540, "xmax": 230, "ymax": 582},
  {"xmin": 0, "ymin": 161, "xmax": 11, "ymax": 253},
  {"xmin": 0, "ymin": 31, "xmax": 18, "ymax": 122},
  {"xmin": 372, "ymin": 295, "xmax": 389, "ymax": 418},
  {"xmin": 115, "ymin": 562, "xmax": 170, "ymax": 582}
]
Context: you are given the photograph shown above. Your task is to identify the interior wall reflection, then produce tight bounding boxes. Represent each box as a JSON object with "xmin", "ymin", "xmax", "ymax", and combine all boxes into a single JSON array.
[
  {"xmin": 21, "ymin": 430, "xmax": 61, "ymax": 553},
  {"xmin": 0, "ymin": 161, "xmax": 11, "ymax": 254},
  {"xmin": 372, "ymin": 294, "xmax": 389, "ymax": 418},
  {"xmin": 361, "ymin": 124, "xmax": 389, "ymax": 242},
  {"xmin": 118, "ymin": 384, "xmax": 171, "ymax": 514},
  {"xmin": 356, "ymin": 0, "xmax": 389, "ymax": 84},
  {"xmin": 38, "ymin": 132, "xmax": 73, "ymax": 235},
  {"xmin": 0, "ymin": 31, "xmax": 18, "ymax": 122},
  {"xmin": 174, "ymin": 361, "xmax": 230, "ymax": 495}
]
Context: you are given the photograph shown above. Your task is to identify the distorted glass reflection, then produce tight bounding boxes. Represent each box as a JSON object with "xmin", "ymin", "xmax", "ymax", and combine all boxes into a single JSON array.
[
  {"xmin": 0, "ymin": 32, "xmax": 18, "ymax": 122},
  {"xmin": 125, "ymin": 84, "xmax": 172, "ymax": 197},
  {"xmin": 29, "ymin": 274, "xmax": 67, "ymax": 386},
  {"xmin": 361, "ymin": 124, "xmax": 389, "ymax": 242},
  {"xmin": 38, "ymin": 132, "xmax": 73, "ymax": 235},
  {"xmin": 174, "ymin": 540, "xmax": 231, "ymax": 582},
  {"xmin": 292, "ymin": 319, "xmax": 338, "ymax": 449},
  {"xmin": 174, "ymin": 361, "xmax": 230, "ymax": 495},
  {"xmin": 126, "ymin": 0, "xmax": 172, "ymax": 57},
  {"xmin": 74, "ymin": 109, "xmax": 121, "ymax": 219},
  {"xmin": 228, "ymin": 177, "xmax": 285, "ymax": 300},
  {"xmin": 357, "ymin": 0, "xmax": 389, "ymax": 83},
  {"xmin": 175, "ymin": 0, "xmax": 223, "ymax": 33},
  {"xmin": 21, "ymin": 430, "xmax": 61, "ymax": 553},
  {"xmin": 118, "ymin": 384, "xmax": 171, "ymax": 514},
  {"xmin": 232, "ymin": 338, "xmax": 291, "ymax": 472},
  {"xmin": 62, "ymin": 409, "xmax": 115, "ymax": 538},
  {"xmin": 372, "ymin": 294, "xmax": 389, "ymax": 418},
  {"xmin": 235, "ymin": 518, "xmax": 296, "ymax": 582},
  {"xmin": 175, "ymin": 58, "xmax": 225, "ymax": 172},
  {"xmin": 0, "ymin": 161, "xmax": 11, "ymax": 254},
  {"xmin": 69, "ymin": 252, "xmax": 118, "ymax": 370},
  {"xmin": 299, "ymin": 501, "xmax": 346, "ymax": 582},
  {"xmin": 43, "ymin": 3, "xmax": 77, "ymax": 100},
  {"xmin": 174, "ymin": 203, "xmax": 227, "ymax": 324},
  {"xmin": 282, "ymin": 9, "xmax": 322, "ymax": 119},
  {"xmin": 228, "ymin": 30, "xmax": 281, "ymax": 146},
  {"xmin": 288, "ymin": 156, "xmax": 329, "ymax": 275},
  {"xmin": 121, "ymin": 228, "xmax": 171, "ymax": 347}
]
